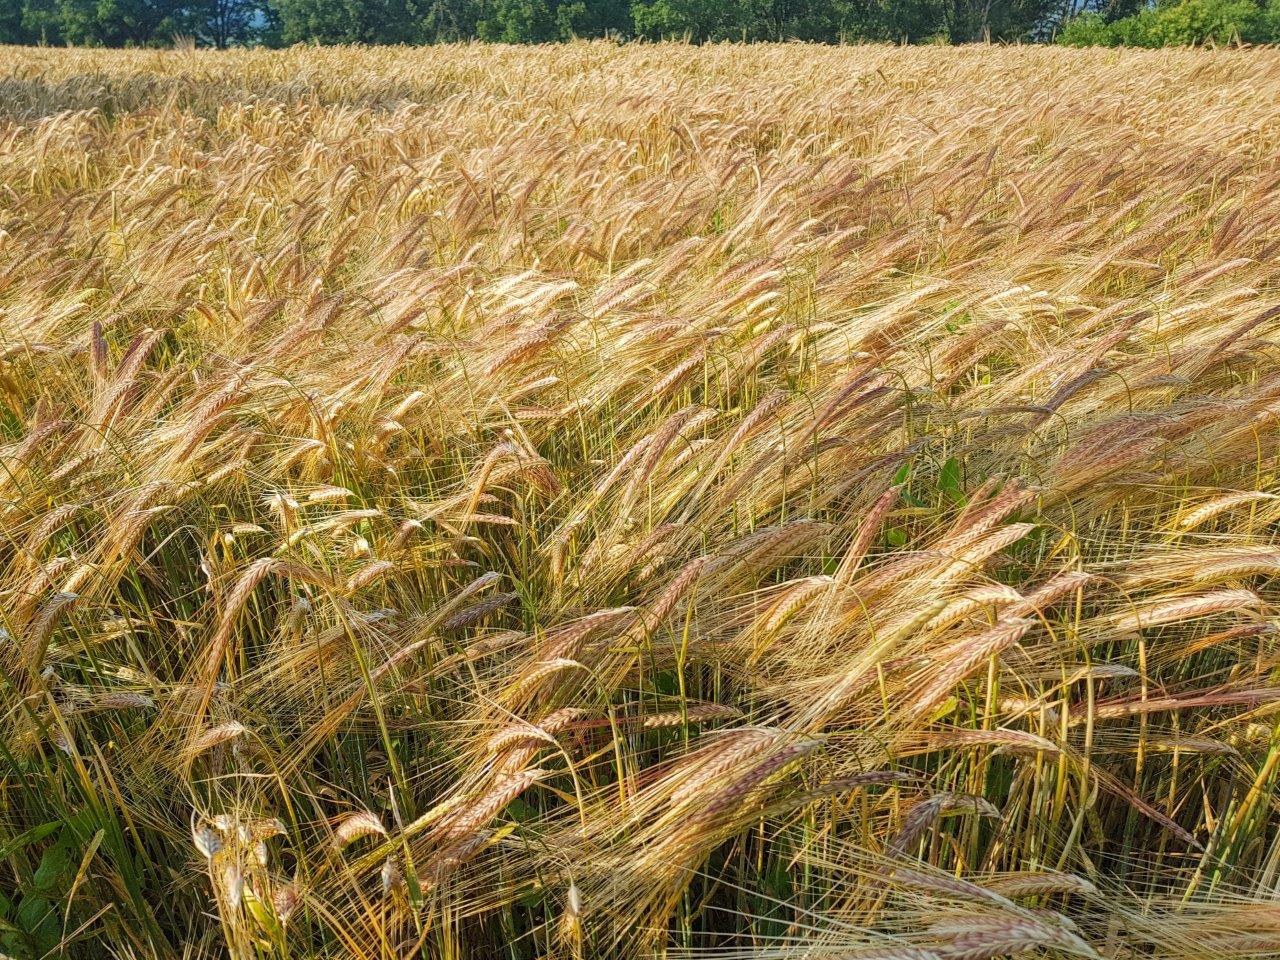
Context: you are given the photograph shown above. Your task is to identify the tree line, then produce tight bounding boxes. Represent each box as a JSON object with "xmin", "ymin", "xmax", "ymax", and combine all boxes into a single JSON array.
[{"xmin": 0, "ymin": 0, "xmax": 1276, "ymax": 48}]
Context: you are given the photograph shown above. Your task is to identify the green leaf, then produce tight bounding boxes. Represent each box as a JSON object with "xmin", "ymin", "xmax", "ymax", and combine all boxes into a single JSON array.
[
  {"xmin": 0, "ymin": 823, "xmax": 61, "ymax": 862},
  {"xmin": 938, "ymin": 456, "xmax": 964, "ymax": 503},
  {"xmin": 32, "ymin": 841, "xmax": 73, "ymax": 894}
]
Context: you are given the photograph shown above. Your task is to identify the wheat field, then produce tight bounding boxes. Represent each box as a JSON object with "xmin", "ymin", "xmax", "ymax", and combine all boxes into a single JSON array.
[{"xmin": 2, "ymin": 40, "xmax": 1280, "ymax": 960}]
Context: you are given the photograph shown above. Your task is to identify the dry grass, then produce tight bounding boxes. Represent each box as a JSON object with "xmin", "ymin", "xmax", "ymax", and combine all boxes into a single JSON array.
[{"xmin": 2, "ymin": 40, "xmax": 1280, "ymax": 960}]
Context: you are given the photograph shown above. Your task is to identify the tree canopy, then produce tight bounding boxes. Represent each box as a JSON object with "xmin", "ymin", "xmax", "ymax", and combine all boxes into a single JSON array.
[{"xmin": 0, "ymin": 0, "xmax": 1276, "ymax": 50}]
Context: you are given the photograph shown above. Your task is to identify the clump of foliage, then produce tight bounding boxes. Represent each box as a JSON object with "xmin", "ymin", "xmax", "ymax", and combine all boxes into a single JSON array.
[
  {"xmin": 2, "ymin": 41, "xmax": 1280, "ymax": 960},
  {"xmin": 0, "ymin": 0, "xmax": 1060, "ymax": 47},
  {"xmin": 1059, "ymin": 0, "xmax": 1280, "ymax": 46}
]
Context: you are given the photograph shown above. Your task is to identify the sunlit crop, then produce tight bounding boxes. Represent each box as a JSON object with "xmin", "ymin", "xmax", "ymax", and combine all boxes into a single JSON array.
[{"xmin": 2, "ymin": 41, "xmax": 1280, "ymax": 960}]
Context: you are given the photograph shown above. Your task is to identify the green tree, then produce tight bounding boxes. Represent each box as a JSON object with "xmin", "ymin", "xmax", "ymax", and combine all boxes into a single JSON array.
[
  {"xmin": 418, "ymin": 0, "xmax": 484, "ymax": 40},
  {"xmin": 477, "ymin": 0, "xmax": 555, "ymax": 41},
  {"xmin": 276, "ymin": 0, "xmax": 427, "ymax": 42},
  {"xmin": 478, "ymin": 0, "xmax": 626, "ymax": 41},
  {"xmin": 941, "ymin": 0, "xmax": 1059, "ymax": 41},
  {"xmin": 0, "ymin": 0, "xmax": 63, "ymax": 41},
  {"xmin": 631, "ymin": 0, "xmax": 760, "ymax": 39},
  {"xmin": 55, "ymin": 0, "xmax": 197, "ymax": 45},
  {"xmin": 20, "ymin": 0, "xmax": 67, "ymax": 40},
  {"xmin": 1060, "ymin": 0, "xmax": 1279, "ymax": 44},
  {"xmin": 196, "ymin": 0, "xmax": 270, "ymax": 45},
  {"xmin": 0, "ymin": 0, "xmax": 24, "ymax": 40},
  {"xmin": 0, "ymin": 0, "xmax": 1082, "ymax": 47}
]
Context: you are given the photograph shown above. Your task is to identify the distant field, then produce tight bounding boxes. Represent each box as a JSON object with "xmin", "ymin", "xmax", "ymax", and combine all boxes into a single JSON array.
[{"xmin": 3, "ymin": 42, "xmax": 1280, "ymax": 960}]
